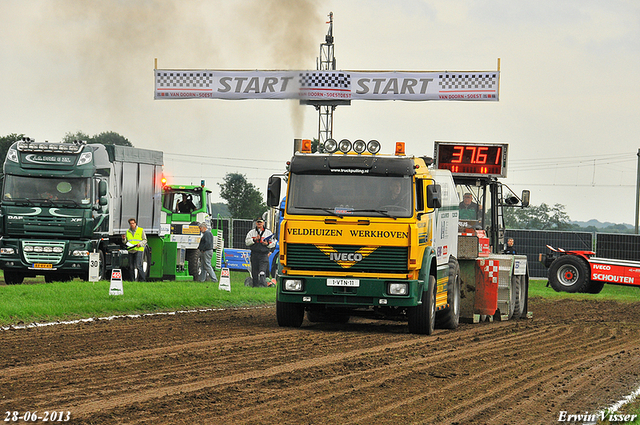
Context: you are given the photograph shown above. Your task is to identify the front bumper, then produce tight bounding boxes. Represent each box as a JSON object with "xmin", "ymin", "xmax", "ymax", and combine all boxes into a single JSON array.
[{"xmin": 277, "ymin": 275, "xmax": 425, "ymax": 307}]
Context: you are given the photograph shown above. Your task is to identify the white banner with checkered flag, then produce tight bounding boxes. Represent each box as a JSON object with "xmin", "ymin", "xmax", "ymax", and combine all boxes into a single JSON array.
[{"xmin": 155, "ymin": 70, "xmax": 499, "ymax": 101}]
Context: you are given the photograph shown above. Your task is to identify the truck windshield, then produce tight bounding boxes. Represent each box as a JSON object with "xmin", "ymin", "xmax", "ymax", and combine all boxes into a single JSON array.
[
  {"xmin": 288, "ymin": 174, "xmax": 412, "ymax": 218},
  {"xmin": 163, "ymin": 189, "xmax": 203, "ymax": 214},
  {"xmin": 2, "ymin": 175, "xmax": 92, "ymax": 206}
]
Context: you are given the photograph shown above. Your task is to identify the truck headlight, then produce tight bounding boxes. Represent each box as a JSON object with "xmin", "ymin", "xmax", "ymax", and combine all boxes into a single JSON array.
[
  {"xmin": 283, "ymin": 279, "xmax": 304, "ymax": 292},
  {"xmin": 388, "ymin": 282, "xmax": 408, "ymax": 296},
  {"xmin": 72, "ymin": 250, "xmax": 89, "ymax": 256},
  {"xmin": 0, "ymin": 248, "xmax": 15, "ymax": 255}
]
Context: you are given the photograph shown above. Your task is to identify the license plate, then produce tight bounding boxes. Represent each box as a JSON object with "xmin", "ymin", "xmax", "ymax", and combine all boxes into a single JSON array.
[
  {"xmin": 33, "ymin": 263, "xmax": 53, "ymax": 269},
  {"xmin": 327, "ymin": 278, "xmax": 360, "ymax": 287}
]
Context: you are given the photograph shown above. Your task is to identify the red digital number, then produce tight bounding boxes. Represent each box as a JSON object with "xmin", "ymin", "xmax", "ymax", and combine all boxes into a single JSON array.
[
  {"xmin": 476, "ymin": 147, "xmax": 488, "ymax": 164},
  {"xmin": 451, "ymin": 146, "xmax": 464, "ymax": 163}
]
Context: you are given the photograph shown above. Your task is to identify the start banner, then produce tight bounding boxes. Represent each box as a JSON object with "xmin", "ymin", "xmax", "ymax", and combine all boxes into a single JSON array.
[{"xmin": 154, "ymin": 70, "xmax": 499, "ymax": 102}]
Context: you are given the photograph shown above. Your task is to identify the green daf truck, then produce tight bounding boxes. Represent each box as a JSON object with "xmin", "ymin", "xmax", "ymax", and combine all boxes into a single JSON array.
[{"xmin": 0, "ymin": 138, "xmax": 221, "ymax": 283}]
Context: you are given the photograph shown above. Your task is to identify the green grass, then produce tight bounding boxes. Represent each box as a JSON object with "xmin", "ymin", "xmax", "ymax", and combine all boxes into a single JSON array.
[
  {"xmin": 0, "ymin": 271, "xmax": 275, "ymax": 327},
  {"xmin": 529, "ymin": 279, "xmax": 640, "ymax": 302},
  {"xmin": 2, "ymin": 275, "xmax": 639, "ymax": 328}
]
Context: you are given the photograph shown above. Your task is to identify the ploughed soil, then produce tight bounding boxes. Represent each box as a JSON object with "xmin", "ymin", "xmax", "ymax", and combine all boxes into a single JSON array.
[{"xmin": 2, "ymin": 298, "xmax": 640, "ymax": 424}]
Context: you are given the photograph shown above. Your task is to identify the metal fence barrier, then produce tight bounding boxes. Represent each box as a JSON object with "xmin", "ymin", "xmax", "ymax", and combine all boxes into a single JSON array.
[
  {"xmin": 214, "ymin": 218, "xmax": 640, "ymax": 278},
  {"xmin": 505, "ymin": 229, "xmax": 594, "ymax": 278},
  {"xmin": 596, "ymin": 233, "xmax": 640, "ymax": 262}
]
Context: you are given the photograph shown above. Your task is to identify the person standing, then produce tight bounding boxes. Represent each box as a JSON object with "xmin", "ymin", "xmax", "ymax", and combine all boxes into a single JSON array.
[
  {"xmin": 123, "ymin": 218, "xmax": 147, "ymax": 281},
  {"xmin": 245, "ymin": 217, "xmax": 276, "ymax": 287},
  {"xmin": 198, "ymin": 222, "xmax": 218, "ymax": 282}
]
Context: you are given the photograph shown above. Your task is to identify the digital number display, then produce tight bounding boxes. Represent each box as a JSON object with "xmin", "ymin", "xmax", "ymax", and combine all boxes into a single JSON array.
[{"xmin": 434, "ymin": 142, "xmax": 507, "ymax": 177}]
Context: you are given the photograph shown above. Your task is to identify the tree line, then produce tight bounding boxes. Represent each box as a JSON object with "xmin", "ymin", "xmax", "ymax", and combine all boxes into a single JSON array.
[
  {"xmin": 1, "ymin": 132, "xmax": 630, "ymax": 228},
  {"xmin": 0, "ymin": 132, "xmax": 266, "ymax": 220}
]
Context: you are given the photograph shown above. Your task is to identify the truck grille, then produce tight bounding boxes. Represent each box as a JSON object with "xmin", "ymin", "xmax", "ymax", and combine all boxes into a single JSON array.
[
  {"xmin": 19, "ymin": 216, "xmax": 82, "ymax": 237},
  {"xmin": 286, "ymin": 244, "xmax": 408, "ymax": 273},
  {"xmin": 21, "ymin": 240, "xmax": 66, "ymax": 264}
]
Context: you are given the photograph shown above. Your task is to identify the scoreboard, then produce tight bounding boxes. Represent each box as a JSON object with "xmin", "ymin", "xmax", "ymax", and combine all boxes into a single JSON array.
[{"xmin": 434, "ymin": 141, "xmax": 508, "ymax": 178}]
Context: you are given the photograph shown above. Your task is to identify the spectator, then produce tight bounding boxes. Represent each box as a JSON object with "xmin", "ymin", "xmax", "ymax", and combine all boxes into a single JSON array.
[
  {"xmin": 197, "ymin": 222, "xmax": 218, "ymax": 282},
  {"xmin": 245, "ymin": 217, "xmax": 276, "ymax": 287},
  {"xmin": 503, "ymin": 238, "xmax": 517, "ymax": 255},
  {"xmin": 122, "ymin": 217, "xmax": 147, "ymax": 281}
]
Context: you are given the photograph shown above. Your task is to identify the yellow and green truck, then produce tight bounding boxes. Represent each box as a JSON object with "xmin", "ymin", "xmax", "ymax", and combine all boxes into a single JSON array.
[{"xmin": 267, "ymin": 140, "xmax": 460, "ymax": 334}]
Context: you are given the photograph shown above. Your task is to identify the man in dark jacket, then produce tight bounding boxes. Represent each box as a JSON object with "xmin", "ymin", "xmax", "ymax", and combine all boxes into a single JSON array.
[
  {"xmin": 503, "ymin": 238, "xmax": 517, "ymax": 255},
  {"xmin": 197, "ymin": 222, "xmax": 217, "ymax": 282}
]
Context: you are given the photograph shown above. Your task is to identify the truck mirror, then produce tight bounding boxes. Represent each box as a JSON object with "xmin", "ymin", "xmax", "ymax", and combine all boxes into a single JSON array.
[
  {"xmin": 521, "ymin": 190, "xmax": 530, "ymax": 207},
  {"xmin": 98, "ymin": 180, "xmax": 108, "ymax": 197},
  {"xmin": 426, "ymin": 184, "xmax": 442, "ymax": 209},
  {"xmin": 267, "ymin": 176, "xmax": 281, "ymax": 207},
  {"xmin": 99, "ymin": 197, "xmax": 108, "ymax": 206}
]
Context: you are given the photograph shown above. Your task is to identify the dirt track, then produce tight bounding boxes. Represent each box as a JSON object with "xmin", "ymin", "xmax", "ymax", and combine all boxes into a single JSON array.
[{"xmin": 2, "ymin": 298, "xmax": 640, "ymax": 424}]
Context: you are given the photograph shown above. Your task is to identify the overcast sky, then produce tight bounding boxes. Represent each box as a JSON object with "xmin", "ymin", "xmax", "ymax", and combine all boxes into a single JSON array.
[{"xmin": 1, "ymin": 0, "xmax": 639, "ymax": 224}]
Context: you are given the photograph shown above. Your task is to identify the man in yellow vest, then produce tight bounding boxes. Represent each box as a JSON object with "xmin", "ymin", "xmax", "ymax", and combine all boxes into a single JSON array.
[{"xmin": 122, "ymin": 217, "xmax": 147, "ymax": 281}]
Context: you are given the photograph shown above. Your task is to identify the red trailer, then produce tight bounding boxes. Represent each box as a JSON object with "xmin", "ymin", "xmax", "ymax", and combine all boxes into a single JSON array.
[{"xmin": 540, "ymin": 245, "xmax": 640, "ymax": 293}]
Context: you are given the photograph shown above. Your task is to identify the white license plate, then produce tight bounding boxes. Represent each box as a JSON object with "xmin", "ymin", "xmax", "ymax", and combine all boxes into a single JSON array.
[{"xmin": 327, "ymin": 278, "xmax": 360, "ymax": 287}]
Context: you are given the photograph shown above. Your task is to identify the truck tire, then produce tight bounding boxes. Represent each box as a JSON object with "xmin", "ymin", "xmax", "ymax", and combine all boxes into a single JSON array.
[
  {"xmin": 3, "ymin": 271, "xmax": 24, "ymax": 285},
  {"xmin": 142, "ymin": 247, "xmax": 151, "ymax": 281},
  {"xmin": 548, "ymin": 255, "xmax": 590, "ymax": 293},
  {"xmin": 270, "ymin": 256, "xmax": 278, "ymax": 279},
  {"xmin": 436, "ymin": 257, "xmax": 460, "ymax": 329},
  {"xmin": 187, "ymin": 249, "xmax": 200, "ymax": 281},
  {"xmin": 408, "ymin": 275, "xmax": 436, "ymax": 335},
  {"xmin": 519, "ymin": 275, "xmax": 530, "ymax": 319},
  {"xmin": 511, "ymin": 275, "xmax": 526, "ymax": 319},
  {"xmin": 276, "ymin": 300, "xmax": 304, "ymax": 328}
]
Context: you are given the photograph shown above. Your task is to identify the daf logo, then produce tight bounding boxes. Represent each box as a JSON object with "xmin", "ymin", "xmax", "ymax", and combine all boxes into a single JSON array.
[
  {"xmin": 330, "ymin": 252, "xmax": 363, "ymax": 262},
  {"xmin": 8, "ymin": 215, "xmax": 23, "ymax": 220}
]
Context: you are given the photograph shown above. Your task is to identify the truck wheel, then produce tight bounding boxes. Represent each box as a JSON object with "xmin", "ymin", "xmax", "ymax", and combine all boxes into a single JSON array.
[
  {"xmin": 408, "ymin": 275, "xmax": 436, "ymax": 335},
  {"xmin": 187, "ymin": 249, "xmax": 200, "ymax": 281},
  {"xmin": 518, "ymin": 275, "xmax": 530, "ymax": 319},
  {"xmin": 142, "ymin": 247, "xmax": 151, "ymax": 281},
  {"xmin": 3, "ymin": 271, "xmax": 24, "ymax": 285},
  {"xmin": 548, "ymin": 255, "xmax": 590, "ymax": 293},
  {"xmin": 511, "ymin": 275, "xmax": 526, "ymax": 319},
  {"xmin": 270, "ymin": 256, "xmax": 278, "ymax": 278},
  {"xmin": 276, "ymin": 300, "xmax": 304, "ymax": 328},
  {"xmin": 436, "ymin": 258, "xmax": 460, "ymax": 329}
]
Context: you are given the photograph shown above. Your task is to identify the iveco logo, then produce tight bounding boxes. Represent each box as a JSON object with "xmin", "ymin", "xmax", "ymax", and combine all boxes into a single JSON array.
[
  {"xmin": 8, "ymin": 215, "xmax": 23, "ymax": 220},
  {"xmin": 330, "ymin": 253, "xmax": 364, "ymax": 262}
]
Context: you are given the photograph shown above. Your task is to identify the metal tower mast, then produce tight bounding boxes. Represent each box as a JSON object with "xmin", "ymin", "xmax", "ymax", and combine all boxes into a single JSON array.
[{"xmin": 316, "ymin": 13, "xmax": 336, "ymax": 146}]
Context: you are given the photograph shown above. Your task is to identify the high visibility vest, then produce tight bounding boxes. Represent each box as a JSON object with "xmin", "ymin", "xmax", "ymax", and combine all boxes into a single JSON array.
[{"xmin": 125, "ymin": 226, "xmax": 145, "ymax": 252}]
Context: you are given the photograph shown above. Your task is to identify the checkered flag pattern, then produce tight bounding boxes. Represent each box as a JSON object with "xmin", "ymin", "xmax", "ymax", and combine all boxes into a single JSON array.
[
  {"xmin": 480, "ymin": 259, "xmax": 499, "ymax": 284},
  {"xmin": 299, "ymin": 72, "xmax": 351, "ymax": 89},
  {"xmin": 156, "ymin": 71, "xmax": 214, "ymax": 89},
  {"xmin": 439, "ymin": 73, "xmax": 497, "ymax": 90}
]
